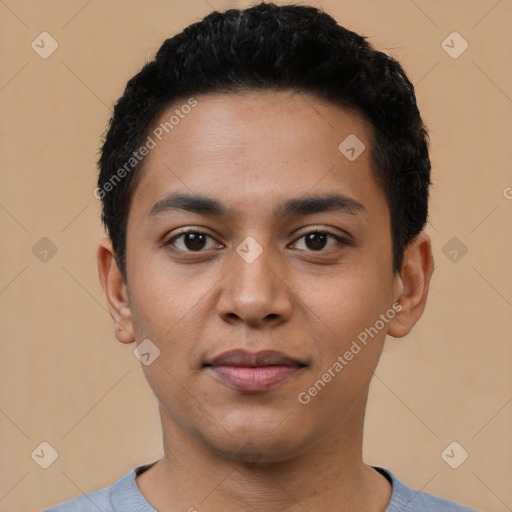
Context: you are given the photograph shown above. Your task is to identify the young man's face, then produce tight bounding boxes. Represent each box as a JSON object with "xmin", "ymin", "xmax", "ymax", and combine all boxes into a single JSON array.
[{"xmin": 99, "ymin": 90, "xmax": 431, "ymax": 462}]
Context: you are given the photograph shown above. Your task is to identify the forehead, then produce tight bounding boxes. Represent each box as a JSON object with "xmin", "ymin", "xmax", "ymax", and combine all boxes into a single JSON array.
[{"xmin": 129, "ymin": 90, "xmax": 387, "ymax": 223}]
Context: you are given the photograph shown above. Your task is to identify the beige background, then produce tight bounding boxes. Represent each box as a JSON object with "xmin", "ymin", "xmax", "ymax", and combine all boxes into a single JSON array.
[{"xmin": 0, "ymin": 0, "xmax": 511, "ymax": 510}]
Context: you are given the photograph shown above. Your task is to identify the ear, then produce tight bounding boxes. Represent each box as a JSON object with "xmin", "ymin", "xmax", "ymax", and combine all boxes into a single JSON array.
[
  {"xmin": 387, "ymin": 231, "xmax": 435, "ymax": 338},
  {"xmin": 97, "ymin": 237, "xmax": 135, "ymax": 344}
]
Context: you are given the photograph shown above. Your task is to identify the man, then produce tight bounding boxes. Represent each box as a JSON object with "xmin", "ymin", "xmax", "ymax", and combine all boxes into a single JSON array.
[{"xmin": 46, "ymin": 2, "xmax": 480, "ymax": 510}]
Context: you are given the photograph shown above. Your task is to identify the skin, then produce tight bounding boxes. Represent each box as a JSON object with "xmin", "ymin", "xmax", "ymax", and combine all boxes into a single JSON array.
[{"xmin": 98, "ymin": 90, "xmax": 434, "ymax": 511}]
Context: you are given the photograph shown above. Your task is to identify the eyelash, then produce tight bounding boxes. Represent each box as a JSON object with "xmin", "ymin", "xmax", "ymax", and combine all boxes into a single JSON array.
[{"xmin": 165, "ymin": 229, "xmax": 350, "ymax": 253}]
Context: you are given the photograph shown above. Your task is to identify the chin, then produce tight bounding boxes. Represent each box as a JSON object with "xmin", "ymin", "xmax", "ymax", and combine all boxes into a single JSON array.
[
  {"xmin": 211, "ymin": 438, "xmax": 307, "ymax": 464},
  {"xmin": 200, "ymin": 416, "xmax": 315, "ymax": 464}
]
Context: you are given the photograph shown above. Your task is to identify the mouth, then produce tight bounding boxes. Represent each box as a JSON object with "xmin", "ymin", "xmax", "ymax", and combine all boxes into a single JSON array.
[{"xmin": 204, "ymin": 349, "xmax": 307, "ymax": 392}]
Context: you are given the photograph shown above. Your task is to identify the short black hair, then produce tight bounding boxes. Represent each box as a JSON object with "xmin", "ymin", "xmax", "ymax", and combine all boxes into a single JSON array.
[{"xmin": 97, "ymin": 2, "xmax": 431, "ymax": 279}]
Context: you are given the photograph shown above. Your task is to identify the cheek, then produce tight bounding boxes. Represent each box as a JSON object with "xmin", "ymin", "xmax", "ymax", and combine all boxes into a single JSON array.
[
  {"xmin": 295, "ymin": 273, "xmax": 389, "ymax": 424},
  {"xmin": 126, "ymin": 257, "xmax": 211, "ymax": 381},
  {"xmin": 300, "ymin": 263, "xmax": 392, "ymax": 343},
  {"xmin": 127, "ymin": 256, "xmax": 205, "ymax": 338}
]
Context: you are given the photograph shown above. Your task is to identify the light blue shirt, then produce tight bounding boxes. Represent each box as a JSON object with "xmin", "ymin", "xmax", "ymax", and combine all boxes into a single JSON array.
[{"xmin": 44, "ymin": 462, "xmax": 480, "ymax": 511}]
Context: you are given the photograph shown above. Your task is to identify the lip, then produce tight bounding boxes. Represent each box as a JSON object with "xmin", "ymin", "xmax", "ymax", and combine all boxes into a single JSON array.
[{"xmin": 204, "ymin": 349, "xmax": 306, "ymax": 392}]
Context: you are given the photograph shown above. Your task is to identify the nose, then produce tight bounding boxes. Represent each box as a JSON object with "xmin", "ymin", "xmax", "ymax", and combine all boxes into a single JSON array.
[{"xmin": 216, "ymin": 242, "xmax": 293, "ymax": 328}]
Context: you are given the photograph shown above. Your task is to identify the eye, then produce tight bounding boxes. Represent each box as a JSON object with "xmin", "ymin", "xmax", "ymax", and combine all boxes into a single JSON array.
[
  {"xmin": 166, "ymin": 230, "xmax": 221, "ymax": 252},
  {"xmin": 290, "ymin": 230, "xmax": 349, "ymax": 252},
  {"xmin": 165, "ymin": 229, "xmax": 350, "ymax": 253}
]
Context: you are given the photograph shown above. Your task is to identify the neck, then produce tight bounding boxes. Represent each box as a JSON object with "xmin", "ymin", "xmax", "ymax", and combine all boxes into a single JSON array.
[{"xmin": 136, "ymin": 392, "xmax": 392, "ymax": 511}]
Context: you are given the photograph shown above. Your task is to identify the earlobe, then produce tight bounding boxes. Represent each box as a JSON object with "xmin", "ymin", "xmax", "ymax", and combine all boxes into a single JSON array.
[
  {"xmin": 97, "ymin": 238, "xmax": 135, "ymax": 344},
  {"xmin": 387, "ymin": 231, "xmax": 435, "ymax": 339}
]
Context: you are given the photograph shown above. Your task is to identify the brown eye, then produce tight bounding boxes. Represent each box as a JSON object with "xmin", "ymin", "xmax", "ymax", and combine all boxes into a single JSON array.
[
  {"xmin": 291, "ymin": 230, "xmax": 347, "ymax": 252},
  {"xmin": 167, "ymin": 231, "xmax": 219, "ymax": 252},
  {"xmin": 304, "ymin": 232, "xmax": 328, "ymax": 250}
]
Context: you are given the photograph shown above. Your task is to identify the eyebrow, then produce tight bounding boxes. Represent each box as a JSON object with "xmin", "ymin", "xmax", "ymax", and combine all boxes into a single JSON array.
[{"xmin": 148, "ymin": 192, "xmax": 366, "ymax": 219}]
